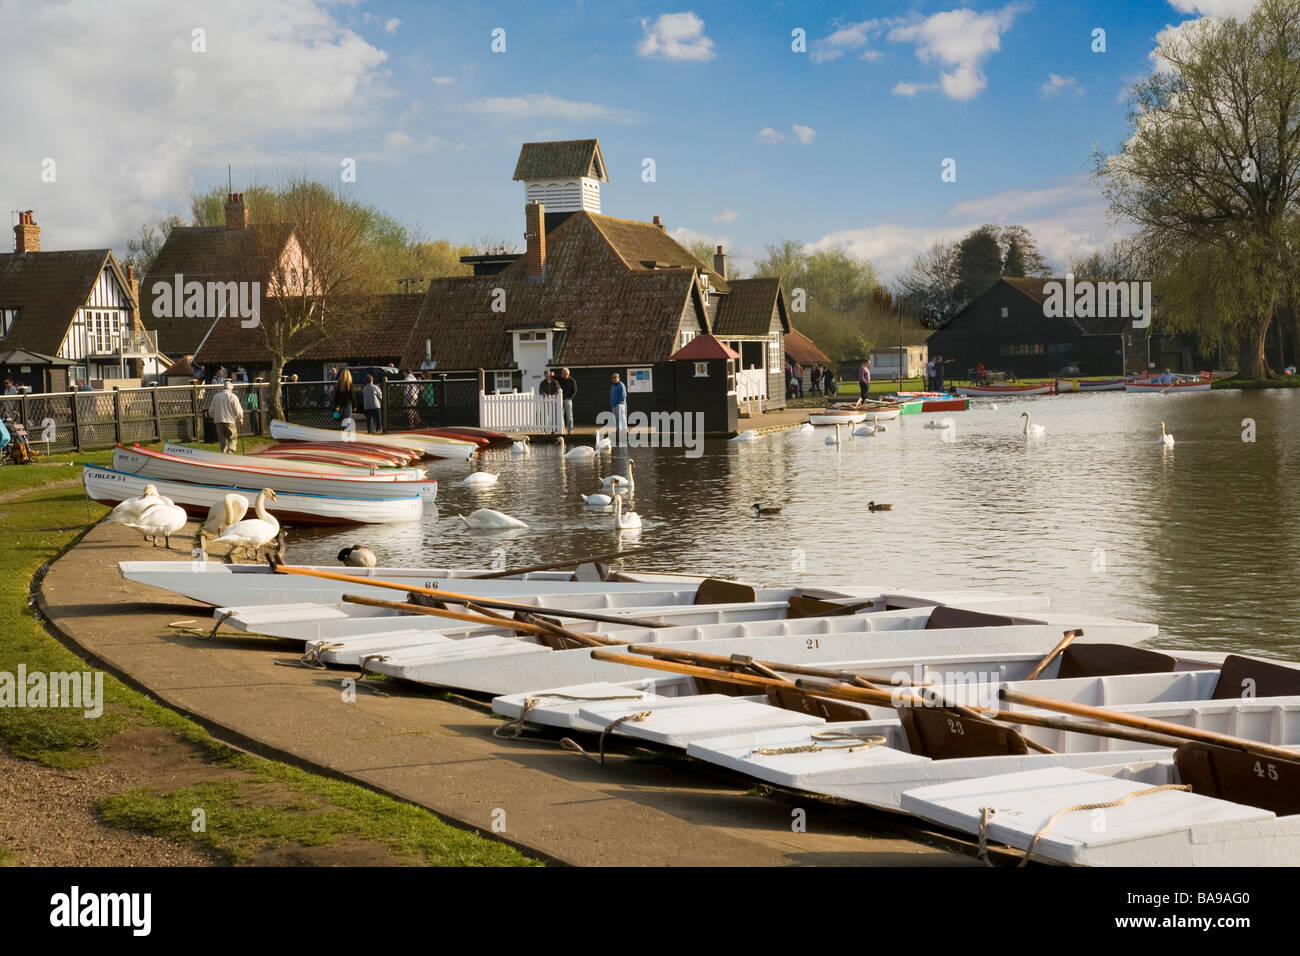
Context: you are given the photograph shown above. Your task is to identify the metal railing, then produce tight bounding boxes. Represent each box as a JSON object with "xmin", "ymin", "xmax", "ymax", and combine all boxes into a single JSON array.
[{"xmin": 279, "ymin": 377, "xmax": 480, "ymax": 432}]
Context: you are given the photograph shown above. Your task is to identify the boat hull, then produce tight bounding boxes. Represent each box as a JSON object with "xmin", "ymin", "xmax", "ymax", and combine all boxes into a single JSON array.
[
  {"xmin": 270, "ymin": 420, "xmax": 476, "ymax": 459},
  {"xmin": 956, "ymin": 384, "xmax": 1054, "ymax": 397},
  {"xmin": 1124, "ymin": 381, "xmax": 1212, "ymax": 393},
  {"xmin": 162, "ymin": 442, "xmax": 426, "ymax": 479},
  {"xmin": 808, "ymin": 412, "xmax": 868, "ymax": 425}
]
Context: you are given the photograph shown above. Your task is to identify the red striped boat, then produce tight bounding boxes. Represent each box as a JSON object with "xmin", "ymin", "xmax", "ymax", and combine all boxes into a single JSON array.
[{"xmin": 956, "ymin": 383, "xmax": 1054, "ymax": 397}]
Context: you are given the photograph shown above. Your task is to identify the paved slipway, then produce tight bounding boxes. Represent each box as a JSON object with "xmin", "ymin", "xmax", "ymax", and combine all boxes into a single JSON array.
[{"xmin": 36, "ymin": 523, "xmax": 975, "ymax": 867}]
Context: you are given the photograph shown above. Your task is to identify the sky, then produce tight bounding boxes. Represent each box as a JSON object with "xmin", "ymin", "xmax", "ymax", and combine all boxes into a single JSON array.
[{"xmin": 0, "ymin": 0, "xmax": 1262, "ymax": 281}]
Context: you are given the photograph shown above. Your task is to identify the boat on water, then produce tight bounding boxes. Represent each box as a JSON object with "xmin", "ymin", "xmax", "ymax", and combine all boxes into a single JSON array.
[
  {"xmin": 1124, "ymin": 375, "xmax": 1213, "ymax": 393},
  {"xmin": 162, "ymin": 442, "xmax": 427, "ymax": 480},
  {"xmin": 894, "ymin": 392, "xmax": 971, "ymax": 412},
  {"xmin": 407, "ymin": 426, "xmax": 513, "ymax": 447},
  {"xmin": 270, "ymin": 419, "xmax": 477, "ymax": 459},
  {"xmin": 808, "ymin": 409, "xmax": 869, "ymax": 425},
  {"xmin": 257, "ymin": 443, "xmax": 418, "ymax": 467},
  {"xmin": 113, "ymin": 445, "xmax": 438, "ymax": 502},
  {"xmin": 956, "ymin": 383, "xmax": 1055, "ymax": 397},
  {"xmin": 85, "ymin": 466, "xmax": 423, "ymax": 525}
]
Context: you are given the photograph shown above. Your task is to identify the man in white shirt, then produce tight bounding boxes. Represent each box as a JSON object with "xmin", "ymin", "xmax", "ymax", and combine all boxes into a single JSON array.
[{"xmin": 208, "ymin": 381, "xmax": 244, "ymax": 453}]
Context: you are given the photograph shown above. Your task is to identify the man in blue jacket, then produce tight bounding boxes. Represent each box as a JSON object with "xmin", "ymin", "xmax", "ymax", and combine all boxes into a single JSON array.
[{"xmin": 610, "ymin": 373, "xmax": 627, "ymax": 438}]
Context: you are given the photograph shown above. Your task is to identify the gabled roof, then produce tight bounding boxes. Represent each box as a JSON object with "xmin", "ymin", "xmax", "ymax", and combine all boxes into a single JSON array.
[
  {"xmin": 713, "ymin": 277, "xmax": 786, "ymax": 335},
  {"xmin": 670, "ymin": 334, "xmax": 740, "ymax": 361},
  {"xmin": 513, "ymin": 139, "xmax": 609, "ymax": 182},
  {"xmin": 141, "ymin": 223, "xmax": 297, "ymax": 355},
  {"xmin": 403, "ymin": 211, "xmax": 708, "ymax": 370},
  {"xmin": 195, "ymin": 293, "xmax": 425, "ymax": 366},
  {"xmin": 0, "ymin": 249, "xmax": 127, "ymax": 355},
  {"xmin": 783, "ymin": 328, "xmax": 831, "ymax": 365},
  {"xmin": 586, "ymin": 212, "xmax": 728, "ymax": 292},
  {"xmin": 1000, "ymin": 277, "xmax": 1134, "ymax": 335},
  {"xmin": 0, "ymin": 347, "xmax": 73, "ymax": 367}
]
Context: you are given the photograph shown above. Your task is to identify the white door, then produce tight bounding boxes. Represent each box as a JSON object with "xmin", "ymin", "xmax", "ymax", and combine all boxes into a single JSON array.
[{"xmin": 515, "ymin": 338, "xmax": 550, "ymax": 393}]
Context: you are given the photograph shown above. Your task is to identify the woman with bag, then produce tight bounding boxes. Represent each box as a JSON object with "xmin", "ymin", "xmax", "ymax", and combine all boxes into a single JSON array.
[{"xmin": 333, "ymin": 368, "xmax": 354, "ymax": 428}]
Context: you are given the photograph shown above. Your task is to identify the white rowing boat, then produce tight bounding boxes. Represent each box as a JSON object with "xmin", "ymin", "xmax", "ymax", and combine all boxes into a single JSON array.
[
  {"xmin": 270, "ymin": 420, "xmax": 478, "ymax": 459},
  {"xmin": 956, "ymin": 384, "xmax": 1054, "ymax": 397},
  {"xmin": 1124, "ymin": 377, "xmax": 1212, "ymax": 393},
  {"xmin": 85, "ymin": 466, "xmax": 423, "ymax": 526},
  {"xmin": 114, "ymin": 446, "xmax": 438, "ymax": 502},
  {"xmin": 162, "ymin": 442, "xmax": 427, "ymax": 480},
  {"xmin": 808, "ymin": 410, "xmax": 868, "ymax": 425}
]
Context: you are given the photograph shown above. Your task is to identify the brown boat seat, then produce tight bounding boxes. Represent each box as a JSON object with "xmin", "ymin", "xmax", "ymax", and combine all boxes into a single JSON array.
[
  {"xmin": 1210, "ymin": 655, "xmax": 1300, "ymax": 700},
  {"xmin": 692, "ymin": 673, "xmax": 757, "ymax": 697},
  {"xmin": 764, "ymin": 686, "xmax": 872, "ymax": 721},
  {"xmin": 787, "ymin": 595, "xmax": 878, "ymax": 619},
  {"xmin": 1174, "ymin": 742, "xmax": 1300, "ymax": 816},
  {"xmin": 693, "ymin": 578, "xmax": 758, "ymax": 606},
  {"xmin": 512, "ymin": 610, "xmax": 574, "ymax": 648},
  {"xmin": 1056, "ymin": 643, "xmax": 1177, "ymax": 679},
  {"xmin": 406, "ymin": 591, "xmax": 445, "ymax": 609},
  {"xmin": 924, "ymin": 605, "xmax": 1017, "ymax": 631},
  {"xmin": 898, "ymin": 706, "xmax": 1030, "ymax": 760}
]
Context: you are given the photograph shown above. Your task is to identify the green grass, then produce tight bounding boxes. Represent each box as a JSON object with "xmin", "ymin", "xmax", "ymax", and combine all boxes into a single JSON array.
[
  {"xmin": 1212, "ymin": 376, "xmax": 1300, "ymax": 389},
  {"xmin": 0, "ymin": 443, "xmax": 537, "ymax": 865}
]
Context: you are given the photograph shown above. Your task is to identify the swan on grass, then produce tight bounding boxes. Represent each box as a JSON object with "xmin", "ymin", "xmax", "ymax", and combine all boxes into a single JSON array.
[
  {"xmin": 459, "ymin": 508, "xmax": 528, "ymax": 529},
  {"xmin": 1021, "ymin": 412, "xmax": 1046, "ymax": 438},
  {"xmin": 127, "ymin": 500, "xmax": 189, "ymax": 549},
  {"xmin": 214, "ymin": 489, "xmax": 280, "ymax": 560},
  {"xmin": 1160, "ymin": 421, "xmax": 1175, "ymax": 446},
  {"xmin": 105, "ymin": 484, "xmax": 173, "ymax": 526},
  {"xmin": 612, "ymin": 493, "xmax": 642, "ymax": 530},
  {"xmin": 460, "ymin": 472, "xmax": 499, "ymax": 487}
]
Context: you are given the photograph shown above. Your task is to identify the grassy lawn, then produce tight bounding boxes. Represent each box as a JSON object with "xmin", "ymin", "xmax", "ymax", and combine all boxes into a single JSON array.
[
  {"xmin": 1212, "ymin": 376, "xmax": 1300, "ymax": 389},
  {"xmin": 0, "ymin": 439, "xmax": 536, "ymax": 866}
]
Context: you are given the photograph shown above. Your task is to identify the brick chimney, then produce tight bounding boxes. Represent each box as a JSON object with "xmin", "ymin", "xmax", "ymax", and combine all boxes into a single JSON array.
[
  {"xmin": 13, "ymin": 210, "xmax": 39, "ymax": 253},
  {"xmin": 652, "ymin": 215, "xmax": 665, "ymax": 231},
  {"xmin": 224, "ymin": 192, "xmax": 248, "ymax": 231},
  {"xmin": 713, "ymin": 244, "xmax": 727, "ymax": 280},
  {"xmin": 524, "ymin": 201, "xmax": 546, "ymax": 276},
  {"xmin": 125, "ymin": 263, "xmax": 139, "ymax": 300}
]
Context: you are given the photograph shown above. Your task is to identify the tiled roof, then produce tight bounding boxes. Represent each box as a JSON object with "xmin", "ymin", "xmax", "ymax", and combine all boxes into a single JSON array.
[
  {"xmin": 1001, "ymin": 276, "xmax": 1135, "ymax": 335},
  {"xmin": 403, "ymin": 211, "xmax": 704, "ymax": 371},
  {"xmin": 783, "ymin": 327, "xmax": 831, "ymax": 364},
  {"xmin": 587, "ymin": 213, "xmax": 728, "ymax": 292},
  {"xmin": 513, "ymin": 139, "xmax": 608, "ymax": 181},
  {"xmin": 0, "ymin": 249, "xmax": 119, "ymax": 355},
  {"xmin": 670, "ymin": 334, "xmax": 740, "ymax": 361},
  {"xmin": 713, "ymin": 277, "xmax": 785, "ymax": 335},
  {"xmin": 195, "ymin": 293, "xmax": 425, "ymax": 366},
  {"xmin": 140, "ymin": 224, "xmax": 297, "ymax": 355},
  {"xmin": 0, "ymin": 347, "xmax": 73, "ymax": 367}
]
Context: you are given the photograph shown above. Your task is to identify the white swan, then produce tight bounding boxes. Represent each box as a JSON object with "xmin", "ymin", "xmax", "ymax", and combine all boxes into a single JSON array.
[
  {"xmin": 557, "ymin": 435, "xmax": 597, "ymax": 460},
  {"xmin": 581, "ymin": 492, "xmax": 613, "ymax": 508},
  {"xmin": 510, "ymin": 440, "xmax": 530, "ymax": 456},
  {"xmin": 826, "ymin": 423, "xmax": 843, "ymax": 446},
  {"xmin": 1021, "ymin": 411, "xmax": 1046, "ymax": 438},
  {"xmin": 214, "ymin": 489, "xmax": 280, "ymax": 560},
  {"xmin": 1160, "ymin": 421, "xmax": 1175, "ymax": 446},
  {"xmin": 594, "ymin": 434, "xmax": 613, "ymax": 452},
  {"xmin": 105, "ymin": 484, "xmax": 172, "ymax": 525},
  {"xmin": 854, "ymin": 424, "xmax": 877, "ymax": 437},
  {"xmin": 613, "ymin": 493, "xmax": 642, "ymax": 529},
  {"xmin": 731, "ymin": 429, "xmax": 760, "ymax": 442},
  {"xmin": 198, "ymin": 493, "xmax": 248, "ymax": 544},
  {"xmin": 459, "ymin": 508, "xmax": 528, "ymax": 529},
  {"xmin": 599, "ymin": 460, "xmax": 634, "ymax": 491},
  {"xmin": 460, "ymin": 472, "xmax": 499, "ymax": 487},
  {"xmin": 127, "ymin": 501, "xmax": 189, "ymax": 549},
  {"xmin": 798, "ymin": 423, "xmax": 815, "ymax": 434}
]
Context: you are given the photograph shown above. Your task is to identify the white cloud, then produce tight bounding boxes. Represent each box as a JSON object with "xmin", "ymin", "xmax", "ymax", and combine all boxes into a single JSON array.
[
  {"xmin": 382, "ymin": 132, "xmax": 440, "ymax": 154},
  {"xmin": 638, "ymin": 12, "xmax": 716, "ymax": 61},
  {"xmin": 451, "ymin": 94, "xmax": 638, "ymax": 123},
  {"xmin": 711, "ymin": 209, "xmax": 739, "ymax": 223},
  {"xmin": 431, "ymin": 76, "xmax": 454, "ymax": 86},
  {"xmin": 1041, "ymin": 73, "xmax": 1083, "ymax": 97},
  {"xmin": 791, "ymin": 124, "xmax": 816, "ymax": 144},
  {"xmin": 756, "ymin": 126, "xmax": 785, "ymax": 144},
  {"xmin": 0, "ymin": 0, "xmax": 390, "ymax": 252},
  {"xmin": 384, "ymin": 17, "xmax": 401, "ymax": 34},
  {"xmin": 892, "ymin": 81, "xmax": 932, "ymax": 97},
  {"xmin": 1169, "ymin": 0, "xmax": 1258, "ymax": 15},
  {"xmin": 810, "ymin": 19, "xmax": 882, "ymax": 64},
  {"xmin": 888, "ymin": 4, "xmax": 1025, "ymax": 100}
]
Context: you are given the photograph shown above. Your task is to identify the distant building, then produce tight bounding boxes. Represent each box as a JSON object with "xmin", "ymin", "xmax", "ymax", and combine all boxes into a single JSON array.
[
  {"xmin": 869, "ymin": 345, "xmax": 928, "ymax": 381},
  {"xmin": 783, "ymin": 327, "xmax": 832, "ymax": 394}
]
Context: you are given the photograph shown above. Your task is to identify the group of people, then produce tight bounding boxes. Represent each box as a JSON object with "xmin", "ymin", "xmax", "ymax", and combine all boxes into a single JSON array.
[
  {"xmin": 537, "ymin": 367, "xmax": 580, "ymax": 432},
  {"xmin": 925, "ymin": 355, "xmax": 953, "ymax": 393},
  {"xmin": 785, "ymin": 363, "xmax": 840, "ymax": 399}
]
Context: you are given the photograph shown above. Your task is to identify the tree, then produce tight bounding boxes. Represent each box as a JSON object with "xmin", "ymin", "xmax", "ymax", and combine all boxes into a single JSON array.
[
  {"xmin": 802, "ymin": 249, "xmax": 876, "ymax": 312},
  {"xmin": 752, "ymin": 239, "xmax": 808, "ymax": 286},
  {"xmin": 686, "ymin": 239, "xmax": 744, "ymax": 279},
  {"xmin": 839, "ymin": 333, "xmax": 871, "ymax": 361},
  {"xmin": 1096, "ymin": 0, "xmax": 1300, "ymax": 377},
  {"xmin": 1068, "ymin": 238, "xmax": 1143, "ymax": 280},
  {"xmin": 955, "ymin": 225, "xmax": 1004, "ymax": 305},
  {"xmin": 896, "ymin": 238, "xmax": 963, "ymax": 326},
  {"xmin": 998, "ymin": 225, "xmax": 1050, "ymax": 276},
  {"xmin": 122, "ymin": 214, "xmax": 186, "ymax": 273}
]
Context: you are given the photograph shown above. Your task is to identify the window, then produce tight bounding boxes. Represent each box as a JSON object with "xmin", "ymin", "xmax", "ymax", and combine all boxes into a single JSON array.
[
  {"xmin": 493, "ymin": 371, "xmax": 514, "ymax": 393},
  {"xmin": 1000, "ymin": 307, "xmax": 1009, "ymax": 318},
  {"xmin": 87, "ymin": 310, "xmax": 122, "ymax": 354},
  {"xmin": 694, "ymin": 361, "xmax": 709, "ymax": 378},
  {"xmin": 0, "ymin": 308, "xmax": 16, "ymax": 339},
  {"xmin": 678, "ymin": 329, "xmax": 698, "ymax": 350},
  {"xmin": 768, "ymin": 338, "xmax": 781, "ymax": 369}
]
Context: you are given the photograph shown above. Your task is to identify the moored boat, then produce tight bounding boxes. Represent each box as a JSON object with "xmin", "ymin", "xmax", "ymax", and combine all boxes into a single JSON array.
[
  {"xmin": 808, "ymin": 409, "xmax": 869, "ymax": 425},
  {"xmin": 895, "ymin": 392, "xmax": 971, "ymax": 412},
  {"xmin": 162, "ymin": 442, "xmax": 427, "ymax": 479},
  {"xmin": 1124, "ymin": 375, "xmax": 1213, "ymax": 393},
  {"xmin": 85, "ymin": 466, "xmax": 423, "ymax": 525},
  {"xmin": 956, "ymin": 383, "xmax": 1054, "ymax": 397},
  {"xmin": 270, "ymin": 419, "xmax": 477, "ymax": 459}
]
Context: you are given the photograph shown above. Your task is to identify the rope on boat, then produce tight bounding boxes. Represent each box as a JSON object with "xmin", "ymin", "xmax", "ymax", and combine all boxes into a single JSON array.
[
  {"xmin": 492, "ymin": 692, "xmax": 644, "ymax": 739},
  {"xmin": 296, "ymin": 641, "xmax": 345, "ymax": 668},
  {"xmin": 561, "ymin": 710, "xmax": 654, "ymax": 765},
  {"xmin": 200, "ymin": 610, "xmax": 235, "ymax": 641},
  {"xmin": 977, "ymin": 784, "xmax": 1192, "ymax": 867},
  {"xmin": 357, "ymin": 654, "xmax": 390, "ymax": 679},
  {"xmin": 749, "ymin": 731, "xmax": 888, "ymax": 757}
]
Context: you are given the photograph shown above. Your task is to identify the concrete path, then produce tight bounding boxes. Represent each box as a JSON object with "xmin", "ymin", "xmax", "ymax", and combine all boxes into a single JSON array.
[{"xmin": 37, "ymin": 524, "xmax": 974, "ymax": 867}]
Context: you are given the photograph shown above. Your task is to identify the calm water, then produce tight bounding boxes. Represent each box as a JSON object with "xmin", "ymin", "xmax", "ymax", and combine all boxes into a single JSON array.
[{"xmin": 291, "ymin": 390, "xmax": 1300, "ymax": 659}]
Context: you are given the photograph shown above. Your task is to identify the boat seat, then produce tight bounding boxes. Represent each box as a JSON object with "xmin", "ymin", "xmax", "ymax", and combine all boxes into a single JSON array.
[
  {"xmin": 898, "ymin": 707, "xmax": 1030, "ymax": 760},
  {"xmin": 693, "ymin": 578, "xmax": 758, "ymax": 606},
  {"xmin": 512, "ymin": 611, "xmax": 573, "ymax": 648},
  {"xmin": 406, "ymin": 591, "xmax": 446, "ymax": 610},
  {"xmin": 787, "ymin": 595, "xmax": 878, "ymax": 619},
  {"xmin": 692, "ymin": 673, "xmax": 757, "ymax": 697},
  {"xmin": 573, "ymin": 561, "xmax": 610, "ymax": 583},
  {"xmin": 764, "ymin": 686, "xmax": 871, "ymax": 722},
  {"xmin": 1174, "ymin": 742, "xmax": 1300, "ymax": 816},
  {"xmin": 924, "ymin": 605, "xmax": 1017, "ymax": 631},
  {"xmin": 1210, "ymin": 655, "xmax": 1300, "ymax": 700},
  {"xmin": 1056, "ymin": 643, "xmax": 1177, "ymax": 679}
]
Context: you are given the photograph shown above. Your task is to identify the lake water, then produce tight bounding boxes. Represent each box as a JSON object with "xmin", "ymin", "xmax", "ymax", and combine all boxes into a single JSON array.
[{"xmin": 290, "ymin": 390, "xmax": 1300, "ymax": 659}]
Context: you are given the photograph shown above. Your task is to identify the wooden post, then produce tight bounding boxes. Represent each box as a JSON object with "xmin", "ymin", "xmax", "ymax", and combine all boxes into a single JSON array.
[
  {"xmin": 151, "ymin": 386, "xmax": 161, "ymax": 443},
  {"xmin": 111, "ymin": 387, "xmax": 122, "ymax": 444},
  {"xmin": 69, "ymin": 387, "xmax": 81, "ymax": 452},
  {"xmin": 192, "ymin": 382, "xmax": 202, "ymax": 440}
]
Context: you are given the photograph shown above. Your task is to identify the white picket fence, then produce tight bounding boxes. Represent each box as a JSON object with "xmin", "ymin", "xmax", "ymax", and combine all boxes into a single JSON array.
[
  {"xmin": 736, "ymin": 367, "xmax": 767, "ymax": 402},
  {"xmin": 479, "ymin": 390, "xmax": 564, "ymax": 433}
]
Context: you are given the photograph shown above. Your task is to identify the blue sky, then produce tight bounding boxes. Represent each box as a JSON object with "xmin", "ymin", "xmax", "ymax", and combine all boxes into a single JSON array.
[{"xmin": 0, "ymin": 0, "xmax": 1257, "ymax": 279}]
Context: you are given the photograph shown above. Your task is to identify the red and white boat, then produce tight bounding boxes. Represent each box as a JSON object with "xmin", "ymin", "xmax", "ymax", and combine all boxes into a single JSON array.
[
  {"xmin": 259, "ymin": 442, "xmax": 418, "ymax": 466},
  {"xmin": 1125, "ymin": 374, "xmax": 1213, "ymax": 393},
  {"xmin": 955, "ymin": 383, "xmax": 1054, "ymax": 397},
  {"xmin": 84, "ymin": 466, "xmax": 423, "ymax": 526},
  {"xmin": 894, "ymin": 392, "xmax": 971, "ymax": 412},
  {"xmin": 162, "ymin": 443, "xmax": 427, "ymax": 479},
  {"xmin": 269, "ymin": 419, "xmax": 477, "ymax": 459},
  {"xmin": 114, "ymin": 445, "xmax": 438, "ymax": 501}
]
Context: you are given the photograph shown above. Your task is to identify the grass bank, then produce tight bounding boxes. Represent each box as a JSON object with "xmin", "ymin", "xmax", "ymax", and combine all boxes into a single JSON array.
[{"xmin": 0, "ymin": 441, "xmax": 535, "ymax": 866}]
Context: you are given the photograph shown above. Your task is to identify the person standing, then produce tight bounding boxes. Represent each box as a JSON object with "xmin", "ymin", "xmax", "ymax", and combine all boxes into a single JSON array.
[
  {"xmin": 361, "ymin": 374, "xmax": 382, "ymax": 433},
  {"xmin": 333, "ymin": 367, "xmax": 354, "ymax": 428},
  {"xmin": 794, "ymin": 362, "xmax": 804, "ymax": 398},
  {"xmin": 932, "ymin": 355, "xmax": 946, "ymax": 394},
  {"xmin": 609, "ymin": 372, "xmax": 628, "ymax": 437},
  {"xmin": 824, "ymin": 366, "xmax": 836, "ymax": 398},
  {"xmin": 858, "ymin": 360, "xmax": 871, "ymax": 401},
  {"xmin": 926, "ymin": 356, "xmax": 936, "ymax": 392},
  {"xmin": 539, "ymin": 370, "xmax": 559, "ymax": 396},
  {"xmin": 557, "ymin": 367, "xmax": 577, "ymax": 434},
  {"xmin": 208, "ymin": 380, "xmax": 244, "ymax": 454}
]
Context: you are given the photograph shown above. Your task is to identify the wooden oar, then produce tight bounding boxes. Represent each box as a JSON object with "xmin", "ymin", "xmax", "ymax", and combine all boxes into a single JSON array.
[
  {"xmin": 342, "ymin": 593, "xmax": 609, "ymax": 643},
  {"xmin": 999, "ymin": 688, "xmax": 1300, "ymax": 762},
  {"xmin": 466, "ymin": 544, "xmax": 671, "ymax": 579},
  {"xmin": 271, "ymin": 563, "xmax": 669, "ymax": 628},
  {"xmin": 626, "ymin": 645, "xmax": 914, "ymax": 687},
  {"xmin": 517, "ymin": 612, "xmax": 619, "ymax": 648},
  {"xmin": 1026, "ymin": 629, "xmax": 1082, "ymax": 680}
]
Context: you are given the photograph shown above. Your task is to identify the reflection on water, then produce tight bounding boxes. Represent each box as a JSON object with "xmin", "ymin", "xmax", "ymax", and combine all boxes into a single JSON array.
[{"xmin": 290, "ymin": 390, "xmax": 1300, "ymax": 658}]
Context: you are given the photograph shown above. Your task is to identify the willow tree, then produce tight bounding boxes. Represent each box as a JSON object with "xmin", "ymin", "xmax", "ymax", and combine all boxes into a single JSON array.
[{"xmin": 1096, "ymin": 0, "xmax": 1300, "ymax": 377}]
